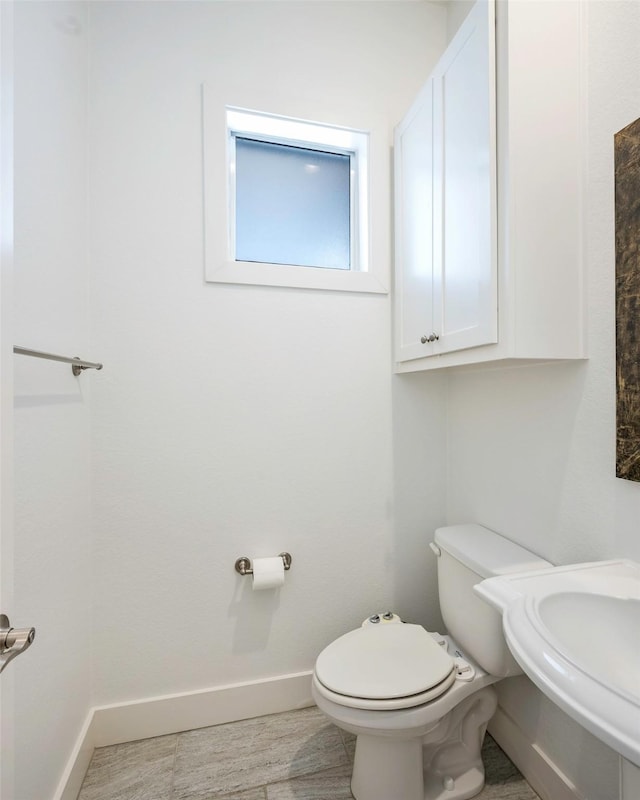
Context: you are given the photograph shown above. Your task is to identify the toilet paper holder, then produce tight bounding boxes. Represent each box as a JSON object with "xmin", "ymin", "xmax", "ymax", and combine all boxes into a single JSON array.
[{"xmin": 235, "ymin": 552, "xmax": 292, "ymax": 576}]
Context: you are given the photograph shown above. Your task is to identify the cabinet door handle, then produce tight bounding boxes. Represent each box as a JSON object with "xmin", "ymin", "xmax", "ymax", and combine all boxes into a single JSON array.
[{"xmin": 421, "ymin": 333, "xmax": 440, "ymax": 344}]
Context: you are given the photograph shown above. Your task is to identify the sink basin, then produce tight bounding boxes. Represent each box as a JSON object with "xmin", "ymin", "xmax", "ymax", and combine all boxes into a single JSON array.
[
  {"xmin": 475, "ymin": 559, "xmax": 640, "ymax": 767},
  {"xmin": 539, "ymin": 591, "xmax": 640, "ymax": 702}
]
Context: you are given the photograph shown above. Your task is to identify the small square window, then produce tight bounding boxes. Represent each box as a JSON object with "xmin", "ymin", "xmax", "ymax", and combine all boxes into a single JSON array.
[
  {"xmin": 234, "ymin": 137, "xmax": 351, "ymax": 270},
  {"xmin": 202, "ymin": 92, "xmax": 387, "ymax": 293}
]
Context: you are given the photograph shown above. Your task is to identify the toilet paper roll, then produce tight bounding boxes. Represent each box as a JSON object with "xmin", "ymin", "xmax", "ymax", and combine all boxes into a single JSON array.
[{"xmin": 252, "ymin": 557, "xmax": 285, "ymax": 590}]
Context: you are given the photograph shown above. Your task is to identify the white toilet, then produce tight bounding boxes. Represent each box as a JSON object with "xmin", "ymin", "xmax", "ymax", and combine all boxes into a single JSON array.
[{"xmin": 312, "ymin": 524, "xmax": 551, "ymax": 800}]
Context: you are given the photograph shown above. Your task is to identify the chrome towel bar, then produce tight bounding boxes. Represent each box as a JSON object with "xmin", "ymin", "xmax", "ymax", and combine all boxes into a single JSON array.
[{"xmin": 13, "ymin": 346, "xmax": 103, "ymax": 376}]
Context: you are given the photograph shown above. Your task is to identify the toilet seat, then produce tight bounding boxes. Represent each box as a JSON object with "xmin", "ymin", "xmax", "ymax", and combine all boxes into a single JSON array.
[
  {"xmin": 313, "ymin": 670, "xmax": 457, "ymax": 711},
  {"xmin": 314, "ymin": 624, "xmax": 457, "ymax": 711}
]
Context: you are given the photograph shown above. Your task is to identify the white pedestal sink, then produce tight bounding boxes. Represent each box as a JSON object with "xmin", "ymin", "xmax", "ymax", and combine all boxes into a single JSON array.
[{"xmin": 475, "ymin": 559, "xmax": 640, "ymax": 800}]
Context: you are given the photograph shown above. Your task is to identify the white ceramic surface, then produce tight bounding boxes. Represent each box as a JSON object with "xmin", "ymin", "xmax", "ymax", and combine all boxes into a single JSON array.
[{"xmin": 475, "ymin": 560, "xmax": 640, "ymax": 767}]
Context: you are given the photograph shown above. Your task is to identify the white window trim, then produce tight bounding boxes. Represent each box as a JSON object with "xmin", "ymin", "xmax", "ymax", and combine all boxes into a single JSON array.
[{"xmin": 202, "ymin": 86, "xmax": 388, "ymax": 294}]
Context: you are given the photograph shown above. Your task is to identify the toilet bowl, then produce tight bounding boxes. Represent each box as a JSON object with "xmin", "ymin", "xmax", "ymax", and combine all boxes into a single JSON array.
[
  {"xmin": 312, "ymin": 524, "xmax": 551, "ymax": 800},
  {"xmin": 312, "ymin": 621, "xmax": 498, "ymax": 800}
]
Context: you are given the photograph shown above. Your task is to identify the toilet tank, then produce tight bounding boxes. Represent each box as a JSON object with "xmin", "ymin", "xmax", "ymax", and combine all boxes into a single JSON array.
[{"xmin": 433, "ymin": 524, "xmax": 551, "ymax": 677}]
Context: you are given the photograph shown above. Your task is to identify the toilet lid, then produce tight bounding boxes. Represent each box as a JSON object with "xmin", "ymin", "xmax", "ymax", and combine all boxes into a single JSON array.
[{"xmin": 315, "ymin": 624, "xmax": 454, "ymax": 701}]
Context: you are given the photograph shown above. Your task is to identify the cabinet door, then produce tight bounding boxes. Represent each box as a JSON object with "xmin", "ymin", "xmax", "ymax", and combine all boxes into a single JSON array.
[
  {"xmin": 433, "ymin": 0, "xmax": 497, "ymax": 354},
  {"xmin": 394, "ymin": 78, "xmax": 437, "ymax": 362},
  {"xmin": 394, "ymin": 0, "xmax": 497, "ymax": 364}
]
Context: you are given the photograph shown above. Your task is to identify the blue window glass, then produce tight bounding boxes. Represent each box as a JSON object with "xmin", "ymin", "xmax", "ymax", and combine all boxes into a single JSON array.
[{"xmin": 235, "ymin": 138, "xmax": 351, "ymax": 270}]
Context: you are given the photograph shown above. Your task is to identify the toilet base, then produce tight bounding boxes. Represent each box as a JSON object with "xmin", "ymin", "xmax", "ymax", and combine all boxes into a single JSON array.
[
  {"xmin": 352, "ymin": 735, "xmax": 425, "ymax": 800},
  {"xmin": 350, "ymin": 687, "xmax": 498, "ymax": 800}
]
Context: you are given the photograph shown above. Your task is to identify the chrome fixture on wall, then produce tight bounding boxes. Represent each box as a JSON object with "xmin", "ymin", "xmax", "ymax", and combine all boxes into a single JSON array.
[
  {"xmin": 13, "ymin": 346, "xmax": 103, "ymax": 376},
  {"xmin": 0, "ymin": 614, "xmax": 36, "ymax": 674},
  {"xmin": 235, "ymin": 552, "xmax": 292, "ymax": 576}
]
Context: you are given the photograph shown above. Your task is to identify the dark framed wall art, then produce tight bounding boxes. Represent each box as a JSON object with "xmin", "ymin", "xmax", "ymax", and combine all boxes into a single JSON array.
[{"xmin": 615, "ymin": 116, "xmax": 640, "ymax": 481}]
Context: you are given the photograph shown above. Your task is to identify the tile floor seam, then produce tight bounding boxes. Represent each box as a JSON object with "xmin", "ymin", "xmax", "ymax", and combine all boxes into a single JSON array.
[
  {"xmin": 339, "ymin": 731, "xmax": 350, "ymax": 763},
  {"xmin": 169, "ymin": 731, "xmax": 179, "ymax": 800}
]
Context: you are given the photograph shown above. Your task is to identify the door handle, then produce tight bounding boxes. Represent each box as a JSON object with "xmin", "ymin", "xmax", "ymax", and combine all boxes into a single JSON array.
[{"xmin": 0, "ymin": 614, "xmax": 36, "ymax": 674}]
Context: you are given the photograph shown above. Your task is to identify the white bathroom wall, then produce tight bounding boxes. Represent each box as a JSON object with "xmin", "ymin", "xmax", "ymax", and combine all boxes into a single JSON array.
[
  {"xmin": 12, "ymin": 3, "xmax": 93, "ymax": 799},
  {"xmin": 88, "ymin": 1, "xmax": 448, "ymax": 705},
  {"xmin": 446, "ymin": 1, "xmax": 640, "ymax": 797},
  {"xmin": 391, "ymin": 371, "xmax": 448, "ymax": 628},
  {"xmin": 446, "ymin": 0, "xmax": 474, "ymax": 43}
]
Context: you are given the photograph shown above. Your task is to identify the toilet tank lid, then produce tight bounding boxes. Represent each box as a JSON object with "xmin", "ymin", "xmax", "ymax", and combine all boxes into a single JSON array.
[{"xmin": 434, "ymin": 524, "xmax": 552, "ymax": 578}]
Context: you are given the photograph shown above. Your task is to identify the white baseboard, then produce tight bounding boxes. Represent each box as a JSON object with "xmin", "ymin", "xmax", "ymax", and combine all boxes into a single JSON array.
[
  {"xmin": 54, "ymin": 670, "xmax": 314, "ymax": 800},
  {"xmin": 489, "ymin": 705, "xmax": 584, "ymax": 800},
  {"xmin": 90, "ymin": 670, "xmax": 314, "ymax": 747},
  {"xmin": 53, "ymin": 711, "xmax": 97, "ymax": 800},
  {"xmin": 55, "ymin": 678, "xmax": 582, "ymax": 800}
]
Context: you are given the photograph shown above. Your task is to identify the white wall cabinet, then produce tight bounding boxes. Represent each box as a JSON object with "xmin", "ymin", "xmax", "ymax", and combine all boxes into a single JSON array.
[
  {"xmin": 395, "ymin": 0, "xmax": 496, "ymax": 363},
  {"xmin": 394, "ymin": 0, "xmax": 586, "ymax": 372}
]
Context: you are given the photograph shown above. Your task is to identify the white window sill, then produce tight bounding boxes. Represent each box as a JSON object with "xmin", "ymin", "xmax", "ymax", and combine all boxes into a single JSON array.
[{"xmin": 208, "ymin": 260, "xmax": 388, "ymax": 294}]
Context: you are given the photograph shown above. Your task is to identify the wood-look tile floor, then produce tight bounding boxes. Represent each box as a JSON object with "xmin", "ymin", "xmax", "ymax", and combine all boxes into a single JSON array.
[{"xmin": 77, "ymin": 706, "xmax": 541, "ymax": 800}]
